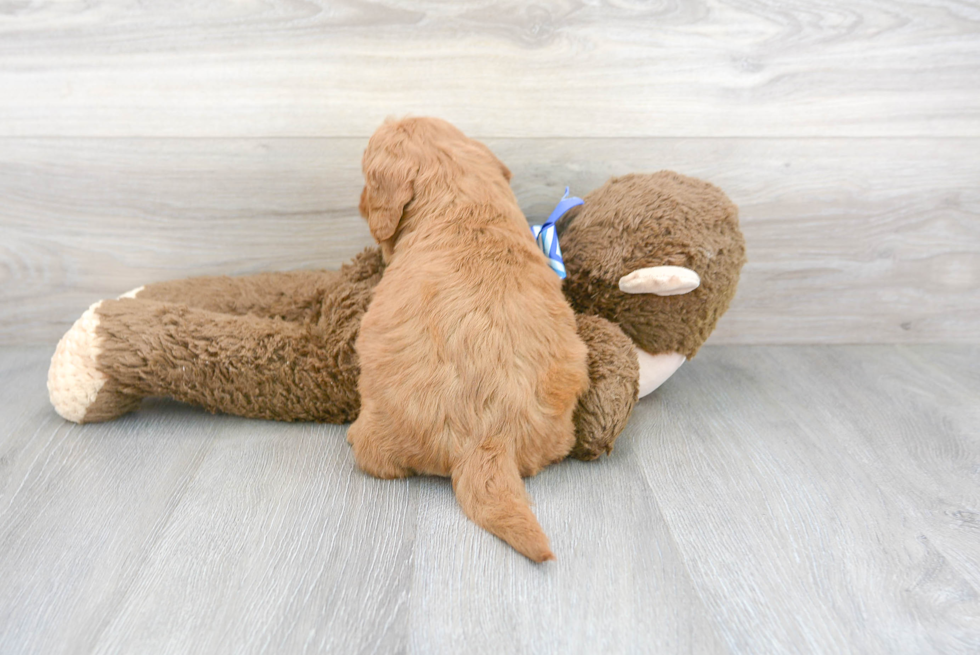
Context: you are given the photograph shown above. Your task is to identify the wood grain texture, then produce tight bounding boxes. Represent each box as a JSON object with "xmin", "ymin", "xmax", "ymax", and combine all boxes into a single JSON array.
[
  {"xmin": 633, "ymin": 345, "xmax": 980, "ymax": 654},
  {"xmin": 2, "ymin": 344, "xmax": 978, "ymax": 654},
  {"xmin": 2, "ymin": 137, "xmax": 978, "ymax": 346},
  {"xmin": 0, "ymin": 0, "xmax": 977, "ymax": 138}
]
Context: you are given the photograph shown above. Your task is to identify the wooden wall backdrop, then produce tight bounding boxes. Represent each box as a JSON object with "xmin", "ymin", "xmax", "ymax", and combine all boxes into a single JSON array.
[{"xmin": 1, "ymin": 0, "xmax": 978, "ymax": 345}]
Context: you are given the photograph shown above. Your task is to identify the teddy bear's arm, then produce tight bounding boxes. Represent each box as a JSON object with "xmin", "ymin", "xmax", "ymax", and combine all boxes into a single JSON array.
[
  {"xmin": 569, "ymin": 314, "xmax": 639, "ymax": 460},
  {"xmin": 48, "ymin": 296, "xmax": 362, "ymax": 424}
]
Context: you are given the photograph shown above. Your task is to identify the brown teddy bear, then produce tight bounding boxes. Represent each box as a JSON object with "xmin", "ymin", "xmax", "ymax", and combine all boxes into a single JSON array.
[{"xmin": 48, "ymin": 171, "xmax": 744, "ymax": 460}]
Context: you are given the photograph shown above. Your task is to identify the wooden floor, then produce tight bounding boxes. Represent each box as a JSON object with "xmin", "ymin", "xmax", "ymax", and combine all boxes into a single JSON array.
[{"xmin": 1, "ymin": 344, "xmax": 977, "ymax": 654}]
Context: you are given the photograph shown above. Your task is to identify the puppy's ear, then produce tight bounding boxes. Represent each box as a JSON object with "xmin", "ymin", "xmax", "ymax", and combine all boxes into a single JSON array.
[{"xmin": 359, "ymin": 142, "xmax": 417, "ymax": 243}]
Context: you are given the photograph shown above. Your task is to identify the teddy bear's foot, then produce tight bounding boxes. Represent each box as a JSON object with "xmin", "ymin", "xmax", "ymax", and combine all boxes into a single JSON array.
[{"xmin": 48, "ymin": 301, "xmax": 141, "ymax": 423}]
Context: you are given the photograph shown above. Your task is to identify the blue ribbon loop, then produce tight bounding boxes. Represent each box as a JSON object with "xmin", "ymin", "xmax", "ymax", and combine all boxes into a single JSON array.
[{"xmin": 531, "ymin": 187, "xmax": 582, "ymax": 279}]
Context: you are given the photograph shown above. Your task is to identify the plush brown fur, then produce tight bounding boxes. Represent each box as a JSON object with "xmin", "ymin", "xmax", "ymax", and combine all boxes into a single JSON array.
[
  {"xmin": 90, "ymin": 248, "xmax": 385, "ymax": 422},
  {"xmin": 49, "ymin": 166, "xmax": 744, "ymax": 494},
  {"xmin": 349, "ymin": 118, "xmax": 588, "ymax": 562},
  {"xmin": 570, "ymin": 314, "xmax": 639, "ymax": 460},
  {"xmin": 53, "ymin": 244, "xmax": 634, "ymax": 459},
  {"xmin": 559, "ymin": 171, "xmax": 746, "ymax": 358}
]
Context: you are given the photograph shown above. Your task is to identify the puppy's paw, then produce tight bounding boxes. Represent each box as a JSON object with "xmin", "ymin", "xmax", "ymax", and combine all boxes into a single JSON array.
[{"xmin": 347, "ymin": 418, "xmax": 411, "ymax": 479}]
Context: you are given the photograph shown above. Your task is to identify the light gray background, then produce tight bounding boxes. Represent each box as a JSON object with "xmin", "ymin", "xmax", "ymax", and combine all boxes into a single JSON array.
[
  {"xmin": 1, "ymin": 0, "xmax": 978, "ymax": 345},
  {"xmin": 1, "ymin": 2, "xmax": 978, "ymax": 654}
]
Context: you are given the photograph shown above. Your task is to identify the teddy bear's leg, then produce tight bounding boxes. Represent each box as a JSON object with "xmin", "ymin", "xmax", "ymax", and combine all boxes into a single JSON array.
[
  {"xmin": 121, "ymin": 247, "xmax": 386, "ymax": 322},
  {"xmin": 122, "ymin": 270, "xmax": 341, "ymax": 322},
  {"xmin": 48, "ymin": 301, "xmax": 142, "ymax": 423},
  {"xmin": 49, "ymin": 297, "xmax": 362, "ymax": 424},
  {"xmin": 569, "ymin": 314, "xmax": 640, "ymax": 461}
]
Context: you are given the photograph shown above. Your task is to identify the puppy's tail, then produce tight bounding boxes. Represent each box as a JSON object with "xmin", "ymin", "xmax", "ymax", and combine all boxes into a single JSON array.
[{"xmin": 452, "ymin": 440, "xmax": 554, "ymax": 563}]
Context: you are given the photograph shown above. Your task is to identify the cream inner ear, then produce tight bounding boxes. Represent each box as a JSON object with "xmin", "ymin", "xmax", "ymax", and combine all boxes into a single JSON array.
[{"xmin": 618, "ymin": 266, "xmax": 700, "ymax": 296}]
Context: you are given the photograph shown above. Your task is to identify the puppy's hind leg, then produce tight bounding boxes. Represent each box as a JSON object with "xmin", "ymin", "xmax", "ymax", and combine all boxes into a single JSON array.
[{"xmin": 347, "ymin": 407, "xmax": 412, "ymax": 480}]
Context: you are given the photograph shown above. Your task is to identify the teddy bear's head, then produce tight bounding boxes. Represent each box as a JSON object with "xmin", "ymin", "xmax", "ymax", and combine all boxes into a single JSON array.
[{"xmin": 558, "ymin": 171, "xmax": 746, "ymax": 359}]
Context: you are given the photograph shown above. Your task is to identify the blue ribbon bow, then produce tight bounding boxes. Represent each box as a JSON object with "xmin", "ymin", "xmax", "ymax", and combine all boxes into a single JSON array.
[{"xmin": 531, "ymin": 187, "xmax": 582, "ymax": 279}]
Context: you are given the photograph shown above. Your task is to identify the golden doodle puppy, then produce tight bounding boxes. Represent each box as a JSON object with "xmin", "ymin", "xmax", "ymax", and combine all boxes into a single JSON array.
[{"xmin": 348, "ymin": 117, "xmax": 589, "ymax": 562}]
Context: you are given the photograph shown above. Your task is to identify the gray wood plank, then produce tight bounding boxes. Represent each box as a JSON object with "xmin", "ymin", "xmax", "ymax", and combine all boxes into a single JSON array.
[
  {"xmin": 0, "ymin": 349, "xmax": 417, "ymax": 654},
  {"xmin": 754, "ymin": 346, "xmax": 980, "ymax": 592},
  {"xmin": 896, "ymin": 344, "xmax": 980, "ymax": 402},
  {"xmin": 3, "ymin": 137, "xmax": 978, "ymax": 346},
  {"xmin": 0, "ymin": 352, "xmax": 218, "ymax": 654},
  {"xmin": 632, "ymin": 345, "xmax": 980, "ymax": 654},
  {"xmin": 405, "ymin": 448, "xmax": 727, "ymax": 654},
  {"xmin": 0, "ymin": 0, "xmax": 977, "ymax": 137},
  {"xmin": 89, "ymin": 420, "xmax": 418, "ymax": 655},
  {"xmin": 3, "ymin": 345, "xmax": 980, "ymax": 654}
]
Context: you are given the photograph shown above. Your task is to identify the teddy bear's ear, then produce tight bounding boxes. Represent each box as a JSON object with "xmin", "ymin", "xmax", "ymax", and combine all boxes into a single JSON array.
[
  {"xmin": 359, "ymin": 141, "xmax": 418, "ymax": 243},
  {"xmin": 619, "ymin": 266, "xmax": 701, "ymax": 296}
]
